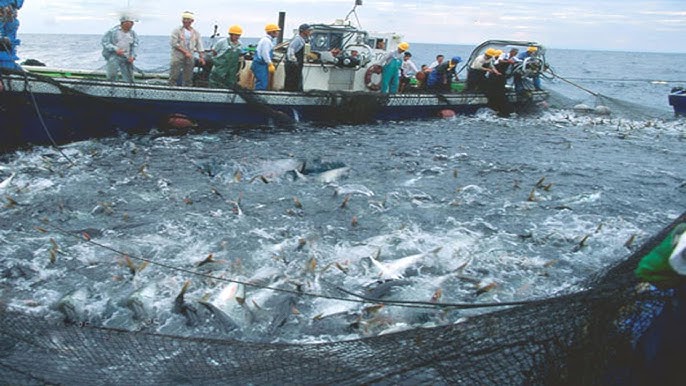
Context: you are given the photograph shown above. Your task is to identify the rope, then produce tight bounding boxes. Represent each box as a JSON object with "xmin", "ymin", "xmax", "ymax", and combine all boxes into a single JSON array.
[
  {"xmin": 9, "ymin": 70, "xmax": 77, "ymax": 166},
  {"xmin": 545, "ymin": 68, "xmax": 598, "ymax": 96}
]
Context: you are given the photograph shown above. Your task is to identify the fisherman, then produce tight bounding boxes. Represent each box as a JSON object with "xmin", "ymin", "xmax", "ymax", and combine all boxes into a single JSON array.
[
  {"xmin": 379, "ymin": 41, "xmax": 409, "ymax": 94},
  {"xmin": 100, "ymin": 15, "xmax": 139, "ymax": 83},
  {"xmin": 169, "ymin": 11, "xmax": 206, "ymax": 87},
  {"xmin": 514, "ymin": 46, "xmax": 542, "ymax": 93},
  {"xmin": 284, "ymin": 23, "xmax": 313, "ymax": 92},
  {"xmin": 633, "ymin": 223, "xmax": 686, "ymax": 383},
  {"xmin": 252, "ymin": 23, "xmax": 281, "ymax": 91},
  {"xmin": 398, "ymin": 51, "xmax": 419, "ymax": 93},
  {"xmin": 426, "ymin": 56, "xmax": 461, "ymax": 93},
  {"xmin": 208, "ymin": 25, "xmax": 244, "ymax": 89},
  {"xmin": 0, "ymin": 0, "xmax": 23, "ymax": 70},
  {"xmin": 485, "ymin": 49, "xmax": 516, "ymax": 116},
  {"xmin": 428, "ymin": 54, "xmax": 444, "ymax": 71},
  {"xmin": 466, "ymin": 48, "xmax": 500, "ymax": 92}
]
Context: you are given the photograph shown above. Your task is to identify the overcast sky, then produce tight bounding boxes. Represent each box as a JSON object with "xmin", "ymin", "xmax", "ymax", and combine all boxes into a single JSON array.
[{"xmin": 17, "ymin": 0, "xmax": 686, "ymax": 53}]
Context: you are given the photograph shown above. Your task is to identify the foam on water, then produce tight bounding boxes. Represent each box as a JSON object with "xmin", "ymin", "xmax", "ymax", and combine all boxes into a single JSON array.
[{"xmin": 1, "ymin": 80, "xmax": 686, "ymax": 342}]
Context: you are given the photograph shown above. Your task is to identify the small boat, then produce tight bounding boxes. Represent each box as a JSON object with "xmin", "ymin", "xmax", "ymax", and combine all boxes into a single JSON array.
[
  {"xmin": 0, "ymin": 5, "xmax": 548, "ymax": 152},
  {"xmin": 668, "ymin": 87, "xmax": 686, "ymax": 116}
]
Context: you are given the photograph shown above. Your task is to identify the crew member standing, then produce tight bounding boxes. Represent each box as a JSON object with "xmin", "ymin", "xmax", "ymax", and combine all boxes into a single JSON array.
[
  {"xmin": 209, "ymin": 25, "xmax": 244, "ymax": 89},
  {"xmin": 169, "ymin": 11, "xmax": 205, "ymax": 87},
  {"xmin": 252, "ymin": 23, "xmax": 281, "ymax": 91},
  {"xmin": 284, "ymin": 23, "xmax": 313, "ymax": 92},
  {"xmin": 101, "ymin": 15, "xmax": 139, "ymax": 83},
  {"xmin": 379, "ymin": 42, "xmax": 409, "ymax": 94}
]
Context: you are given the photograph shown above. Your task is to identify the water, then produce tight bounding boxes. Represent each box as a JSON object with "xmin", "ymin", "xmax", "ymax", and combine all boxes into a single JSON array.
[{"xmin": 1, "ymin": 34, "xmax": 685, "ymax": 343}]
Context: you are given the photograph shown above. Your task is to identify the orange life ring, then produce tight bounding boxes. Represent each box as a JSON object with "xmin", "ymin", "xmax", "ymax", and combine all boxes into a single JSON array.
[{"xmin": 365, "ymin": 64, "xmax": 383, "ymax": 91}]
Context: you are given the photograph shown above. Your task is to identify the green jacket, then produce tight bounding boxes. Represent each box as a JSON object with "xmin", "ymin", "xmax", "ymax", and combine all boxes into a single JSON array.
[{"xmin": 636, "ymin": 223, "xmax": 686, "ymax": 287}]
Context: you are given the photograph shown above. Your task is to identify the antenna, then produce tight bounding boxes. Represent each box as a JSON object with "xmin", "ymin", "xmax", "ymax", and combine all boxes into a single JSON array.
[{"xmin": 344, "ymin": 0, "xmax": 363, "ymax": 28}]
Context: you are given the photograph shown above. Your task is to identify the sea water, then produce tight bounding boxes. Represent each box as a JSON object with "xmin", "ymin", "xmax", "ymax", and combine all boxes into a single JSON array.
[{"xmin": 1, "ymin": 34, "xmax": 685, "ymax": 342}]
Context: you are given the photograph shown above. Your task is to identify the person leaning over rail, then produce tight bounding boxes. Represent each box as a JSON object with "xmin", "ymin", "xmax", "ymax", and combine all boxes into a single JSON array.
[
  {"xmin": 633, "ymin": 223, "xmax": 686, "ymax": 383},
  {"xmin": 426, "ymin": 56, "xmax": 461, "ymax": 93},
  {"xmin": 466, "ymin": 48, "xmax": 500, "ymax": 92},
  {"xmin": 252, "ymin": 23, "xmax": 280, "ymax": 91},
  {"xmin": 169, "ymin": 11, "xmax": 205, "ymax": 87},
  {"xmin": 514, "ymin": 46, "xmax": 542, "ymax": 93},
  {"xmin": 208, "ymin": 24, "xmax": 244, "ymax": 89},
  {"xmin": 101, "ymin": 15, "xmax": 139, "ymax": 83},
  {"xmin": 284, "ymin": 23, "xmax": 313, "ymax": 92},
  {"xmin": 379, "ymin": 41, "xmax": 409, "ymax": 94}
]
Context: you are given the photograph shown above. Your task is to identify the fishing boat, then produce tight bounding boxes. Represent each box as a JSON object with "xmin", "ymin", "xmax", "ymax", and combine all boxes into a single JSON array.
[
  {"xmin": 669, "ymin": 87, "xmax": 686, "ymax": 116},
  {"xmin": 0, "ymin": 4, "xmax": 548, "ymax": 152}
]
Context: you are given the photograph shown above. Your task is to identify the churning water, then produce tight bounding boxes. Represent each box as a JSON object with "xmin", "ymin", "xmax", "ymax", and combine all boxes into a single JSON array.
[{"xmin": 1, "ymin": 34, "xmax": 685, "ymax": 343}]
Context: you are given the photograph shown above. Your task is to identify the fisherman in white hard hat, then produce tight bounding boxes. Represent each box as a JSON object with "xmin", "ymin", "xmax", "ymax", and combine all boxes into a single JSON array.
[
  {"xmin": 101, "ymin": 14, "xmax": 139, "ymax": 83},
  {"xmin": 169, "ymin": 11, "xmax": 206, "ymax": 87}
]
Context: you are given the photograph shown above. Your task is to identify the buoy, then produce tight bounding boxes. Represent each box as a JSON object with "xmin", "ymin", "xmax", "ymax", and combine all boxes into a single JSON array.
[
  {"xmin": 594, "ymin": 105, "xmax": 611, "ymax": 115},
  {"xmin": 439, "ymin": 109, "xmax": 455, "ymax": 118},
  {"xmin": 166, "ymin": 113, "xmax": 196, "ymax": 129}
]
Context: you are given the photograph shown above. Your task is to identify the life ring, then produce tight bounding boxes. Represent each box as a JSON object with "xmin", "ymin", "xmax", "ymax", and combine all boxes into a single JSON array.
[{"xmin": 365, "ymin": 64, "xmax": 383, "ymax": 91}]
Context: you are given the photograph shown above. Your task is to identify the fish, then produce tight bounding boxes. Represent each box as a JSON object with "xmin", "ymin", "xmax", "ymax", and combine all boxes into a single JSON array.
[
  {"xmin": 56, "ymin": 288, "xmax": 89, "ymax": 323},
  {"xmin": 316, "ymin": 167, "xmax": 350, "ymax": 183},
  {"xmin": 293, "ymin": 196, "xmax": 303, "ymax": 209},
  {"xmin": 125, "ymin": 283, "xmax": 156, "ymax": 321},
  {"xmin": 535, "ymin": 176, "xmax": 546, "ymax": 188},
  {"xmin": 173, "ymin": 280, "xmax": 200, "ymax": 326},
  {"xmin": 267, "ymin": 294, "xmax": 300, "ymax": 333},
  {"xmin": 198, "ymin": 301, "xmax": 241, "ymax": 332},
  {"xmin": 0, "ymin": 172, "xmax": 16, "ymax": 190},
  {"xmin": 365, "ymin": 279, "xmax": 412, "ymax": 300},
  {"xmin": 572, "ymin": 234, "xmax": 590, "ymax": 252},
  {"xmin": 368, "ymin": 247, "xmax": 442, "ymax": 280}
]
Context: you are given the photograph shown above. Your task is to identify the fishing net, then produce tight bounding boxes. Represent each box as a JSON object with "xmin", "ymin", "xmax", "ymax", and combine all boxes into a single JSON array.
[
  {"xmin": 2, "ymin": 212, "xmax": 684, "ymax": 385},
  {"xmin": 541, "ymin": 70, "xmax": 673, "ymax": 120}
]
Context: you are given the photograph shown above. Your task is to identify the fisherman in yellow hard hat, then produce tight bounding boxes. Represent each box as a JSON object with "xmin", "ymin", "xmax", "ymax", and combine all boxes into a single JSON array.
[
  {"xmin": 514, "ymin": 45, "xmax": 543, "ymax": 92},
  {"xmin": 169, "ymin": 11, "xmax": 206, "ymax": 87},
  {"xmin": 378, "ymin": 41, "xmax": 409, "ymax": 94},
  {"xmin": 466, "ymin": 47, "xmax": 501, "ymax": 92},
  {"xmin": 251, "ymin": 23, "xmax": 281, "ymax": 90},
  {"xmin": 209, "ymin": 25, "xmax": 245, "ymax": 89}
]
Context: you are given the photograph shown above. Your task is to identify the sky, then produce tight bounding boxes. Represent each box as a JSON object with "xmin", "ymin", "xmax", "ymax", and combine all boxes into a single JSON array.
[{"xmin": 15, "ymin": 0, "xmax": 686, "ymax": 53}]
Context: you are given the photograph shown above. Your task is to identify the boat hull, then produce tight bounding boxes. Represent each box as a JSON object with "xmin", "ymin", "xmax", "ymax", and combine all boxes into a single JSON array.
[
  {"xmin": 669, "ymin": 88, "xmax": 686, "ymax": 116},
  {"xmin": 0, "ymin": 71, "xmax": 547, "ymax": 151}
]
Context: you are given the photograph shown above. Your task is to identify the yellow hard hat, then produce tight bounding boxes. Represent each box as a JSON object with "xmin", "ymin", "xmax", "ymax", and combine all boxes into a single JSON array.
[
  {"xmin": 265, "ymin": 23, "xmax": 281, "ymax": 33},
  {"xmin": 485, "ymin": 48, "xmax": 498, "ymax": 57},
  {"xmin": 494, "ymin": 49, "xmax": 503, "ymax": 57},
  {"xmin": 397, "ymin": 42, "xmax": 410, "ymax": 51},
  {"xmin": 228, "ymin": 25, "xmax": 243, "ymax": 35},
  {"xmin": 181, "ymin": 11, "xmax": 195, "ymax": 20},
  {"xmin": 527, "ymin": 46, "xmax": 538, "ymax": 52}
]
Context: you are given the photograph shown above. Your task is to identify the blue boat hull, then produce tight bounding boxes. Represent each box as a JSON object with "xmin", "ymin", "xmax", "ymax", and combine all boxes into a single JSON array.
[
  {"xmin": 0, "ymin": 70, "xmax": 546, "ymax": 151},
  {"xmin": 668, "ymin": 88, "xmax": 686, "ymax": 116}
]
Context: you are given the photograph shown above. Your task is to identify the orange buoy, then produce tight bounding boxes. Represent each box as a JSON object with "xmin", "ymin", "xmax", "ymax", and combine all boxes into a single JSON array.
[
  {"xmin": 438, "ymin": 109, "xmax": 455, "ymax": 118},
  {"xmin": 166, "ymin": 113, "xmax": 196, "ymax": 129}
]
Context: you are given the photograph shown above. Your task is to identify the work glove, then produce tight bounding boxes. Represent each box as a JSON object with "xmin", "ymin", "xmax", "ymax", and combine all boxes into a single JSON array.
[{"xmin": 268, "ymin": 63, "xmax": 276, "ymax": 74}]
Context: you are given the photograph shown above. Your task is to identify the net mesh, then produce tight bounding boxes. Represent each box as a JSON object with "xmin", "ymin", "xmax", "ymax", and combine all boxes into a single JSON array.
[{"xmin": 2, "ymin": 212, "xmax": 684, "ymax": 385}]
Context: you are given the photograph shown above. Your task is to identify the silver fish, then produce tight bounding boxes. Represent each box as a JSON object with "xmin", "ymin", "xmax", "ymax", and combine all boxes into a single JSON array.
[{"xmin": 56, "ymin": 288, "xmax": 89, "ymax": 323}]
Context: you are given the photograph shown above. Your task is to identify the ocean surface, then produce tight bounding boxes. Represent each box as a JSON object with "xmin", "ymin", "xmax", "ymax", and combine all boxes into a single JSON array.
[{"xmin": 1, "ymin": 34, "xmax": 685, "ymax": 343}]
